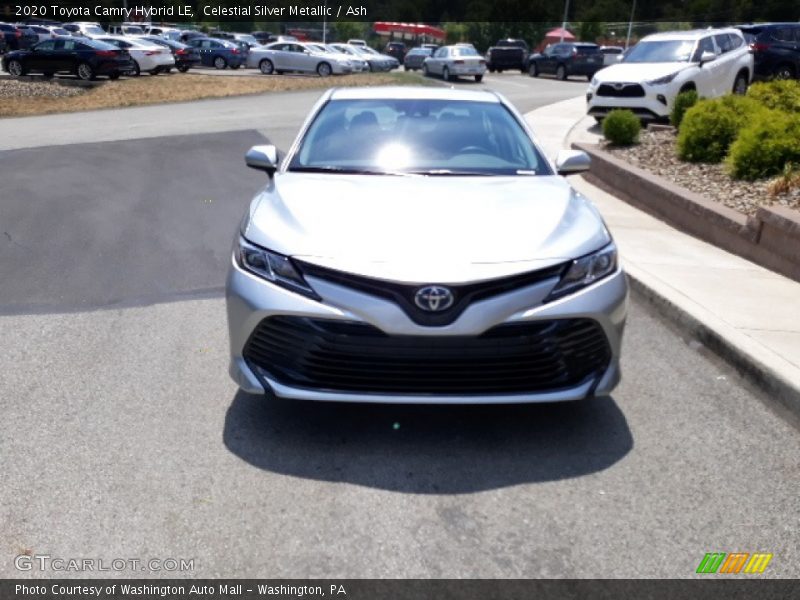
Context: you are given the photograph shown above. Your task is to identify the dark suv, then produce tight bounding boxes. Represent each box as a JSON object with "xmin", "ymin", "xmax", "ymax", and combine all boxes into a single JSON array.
[
  {"xmin": 383, "ymin": 42, "xmax": 406, "ymax": 61},
  {"xmin": 0, "ymin": 23, "xmax": 38, "ymax": 51},
  {"xmin": 526, "ymin": 42, "xmax": 604, "ymax": 81},
  {"xmin": 735, "ymin": 23, "xmax": 800, "ymax": 80}
]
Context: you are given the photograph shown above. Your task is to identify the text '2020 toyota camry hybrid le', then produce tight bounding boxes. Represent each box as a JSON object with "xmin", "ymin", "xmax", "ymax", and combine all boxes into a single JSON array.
[{"xmin": 226, "ymin": 87, "xmax": 628, "ymax": 404}]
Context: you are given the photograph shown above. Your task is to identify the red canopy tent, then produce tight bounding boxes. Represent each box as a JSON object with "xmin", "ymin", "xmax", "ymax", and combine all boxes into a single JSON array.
[
  {"xmin": 372, "ymin": 22, "xmax": 446, "ymax": 43},
  {"xmin": 537, "ymin": 27, "xmax": 576, "ymax": 51}
]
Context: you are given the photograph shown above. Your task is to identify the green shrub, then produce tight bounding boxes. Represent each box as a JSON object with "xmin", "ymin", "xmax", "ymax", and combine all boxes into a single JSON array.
[
  {"xmin": 747, "ymin": 79, "xmax": 800, "ymax": 113},
  {"xmin": 602, "ymin": 109, "xmax": 641, "ymax": 146},
  {"xmin": 670, "ymin": 89, "xmax": 699, "ymax": 129},
  {"xmin": 676, "ymin": 95, "xmax": 764, "ymax": 163},
  {"xmin": 727, "ymin": 111, "xmax": 800, "ymax": 180}
]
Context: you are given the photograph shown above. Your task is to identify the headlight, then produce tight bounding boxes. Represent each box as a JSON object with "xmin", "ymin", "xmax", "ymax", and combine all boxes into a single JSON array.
[
  {"xmin": 546, "ymin": 242, "xmax": 618, "ymax": 300},
  {"xmin": 236, "ymin": 237, "xmax": 318, "ymax": 299},
  {"xmin": 646, "ymin": 72, "xmax": 679, "ymax": 85}
]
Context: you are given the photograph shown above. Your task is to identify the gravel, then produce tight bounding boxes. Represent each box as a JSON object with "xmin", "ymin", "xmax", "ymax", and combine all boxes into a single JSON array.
[
  {"xmin": 605, "ymin": 129, "xmax": 800, "ymax": 216},
  {"xmin": 0, "ymin": 79, "xmax": 85, "ymax": 99}
]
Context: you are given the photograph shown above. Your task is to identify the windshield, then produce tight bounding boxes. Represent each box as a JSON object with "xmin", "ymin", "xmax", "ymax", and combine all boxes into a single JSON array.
[
  {"xmin": 623, "ymin": 40, "xmax": 696, "ymax": 63},
  {"xmin": 85, "ymin": 25, "xmax": 104, "ymax": 35},
  {"xmin": 237, "ymin": 34, "xmax": 258, "ymax": 45},
  {"xmin": 288, "ymin": 98, "xmax": 548, "ymax": 176}
]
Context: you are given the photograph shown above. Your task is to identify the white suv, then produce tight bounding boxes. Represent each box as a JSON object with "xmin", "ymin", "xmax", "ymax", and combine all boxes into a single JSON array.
[{"xmin": 587, "ymin": 28, "xmax": 753, "ymax": 122}]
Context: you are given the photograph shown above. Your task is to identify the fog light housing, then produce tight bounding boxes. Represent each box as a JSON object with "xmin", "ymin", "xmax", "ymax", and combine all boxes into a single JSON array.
[
  {"xmin": 586, "ymin": 93, "xmax": 593, "ymax": 102},
  {"xmin": 657, "ymin": 94, "xmax": 667, "ymax": 105}
]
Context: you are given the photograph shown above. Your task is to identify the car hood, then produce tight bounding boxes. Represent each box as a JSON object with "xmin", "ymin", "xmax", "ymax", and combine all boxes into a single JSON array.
[
  {"xmin": 243, "ymin": 174, "xmax": 610, "ymax": 283},
  {"xmin": 594, "ymin": 61, "xmax": 690, "ymax": 81}
]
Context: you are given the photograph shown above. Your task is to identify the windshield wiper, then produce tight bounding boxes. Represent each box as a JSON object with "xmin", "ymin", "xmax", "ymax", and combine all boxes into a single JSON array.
[
  {"xmin": 409, "ymin": 169, "xmax": 498, "ymax": 176},
  {"xmin": 288, "ymin": 166, "xmax": 414, "ymax": 176}
]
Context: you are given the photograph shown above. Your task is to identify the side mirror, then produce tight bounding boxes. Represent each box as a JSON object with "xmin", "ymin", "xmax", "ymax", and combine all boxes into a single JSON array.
[
  {"xmin": 699, "ymin": 50, "xmax": 717, "ymax": 65},
  {"xmin": 245, "ymin": 145, "xmax": 278, "ymax": 177},
  {"xmin": 555, "ymin": 150, "xmax": 591, "ymax": 175}
]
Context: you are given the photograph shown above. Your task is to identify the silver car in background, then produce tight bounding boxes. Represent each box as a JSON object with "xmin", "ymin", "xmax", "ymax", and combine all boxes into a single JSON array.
[
  {"xmin": 248, "ymin": 41, "xmax": 353, "ymax": 76},
  {"xmin": 227, "ymin": 87, "xmax": 627, "ymax": 404},
  {"xmin": 423, "ymin": 45, "xmax": 487, "ymax": 82},
  {"xmin": 305, "ymin": 43, "xmax": 369, "ymax": 72}
]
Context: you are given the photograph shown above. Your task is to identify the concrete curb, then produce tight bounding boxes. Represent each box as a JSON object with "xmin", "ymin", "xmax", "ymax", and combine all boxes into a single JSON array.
[{"xmin": 625, "ymin": 265, "xmax": 800, "ymax": 419}]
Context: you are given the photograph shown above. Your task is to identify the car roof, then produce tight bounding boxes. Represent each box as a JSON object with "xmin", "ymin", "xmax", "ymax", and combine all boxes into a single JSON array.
[
  {"xmin": 642, "ymin": 28, "xmax": 742, "ymax": 41},
  {"xmin": 329, "ymin": 86, "xmax": 501, "ymax": 103}
]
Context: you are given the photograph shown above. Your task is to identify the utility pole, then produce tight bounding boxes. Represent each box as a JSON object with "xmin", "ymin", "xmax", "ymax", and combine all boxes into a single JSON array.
[
  {"xmin": 625, "ymin": 0, "xmax": 637, "ymax": 49},
  {"xmin": 322, "ymin": 0, "xmax": 327, "ymax": 43},
  {"xmin": 560, "ymin": 0, "xmax": 570, "ymax": 42}
]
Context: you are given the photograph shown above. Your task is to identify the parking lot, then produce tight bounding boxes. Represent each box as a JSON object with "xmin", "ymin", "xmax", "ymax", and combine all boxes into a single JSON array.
[{"xmin": 2, "ymin": 73, "xmax": 799, "ymax": 578}]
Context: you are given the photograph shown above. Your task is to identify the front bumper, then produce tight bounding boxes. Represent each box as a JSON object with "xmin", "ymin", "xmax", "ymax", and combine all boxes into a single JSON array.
[
  {"xmin": 226, "ymin": 257, "xmax": 628, "ymax": 404},
  {"xmin": 587, "ymin": 82, "xmax": 671, "ymax": 120}
]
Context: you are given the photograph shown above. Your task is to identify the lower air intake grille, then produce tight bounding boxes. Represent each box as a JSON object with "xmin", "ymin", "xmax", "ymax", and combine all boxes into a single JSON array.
[{"xmin": 244, "ymin": 316, "xmax": 611, "ymax": 394}]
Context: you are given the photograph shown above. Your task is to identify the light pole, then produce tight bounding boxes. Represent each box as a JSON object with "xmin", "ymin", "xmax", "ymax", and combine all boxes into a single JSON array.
[
  {"xmin": 625, "ymin": 0, "xmax": 637, "ymax": 50},
  {"xmin": 560, "ymin": 0, "xmax": 570, "ymax": 42},
  {"xmin": 322, "ymin": 0, "xmax": 327, "ymax": 43}
]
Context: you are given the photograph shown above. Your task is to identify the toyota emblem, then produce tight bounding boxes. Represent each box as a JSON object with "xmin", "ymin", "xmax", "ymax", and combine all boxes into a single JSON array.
[{"xmin": 414, "ymin": 286, "xmax": 454, "ymax": 312}]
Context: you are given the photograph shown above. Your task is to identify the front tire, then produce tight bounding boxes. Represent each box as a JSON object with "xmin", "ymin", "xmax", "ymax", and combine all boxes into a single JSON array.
[
  {"xmin": 149, "ymin": 68, "xmax": 160, "ymax": 75},
  {"xmin": 556, "ymin": 64, "xmax": 567, "ymax": 81},
  {"xmin": 213, "ymin": 56, "xmax": 227, "ymax": 70},
  {"xmin": 528, "ymin": 63, "xmax": 539, "ymax": 77},
  {"xmin": 131, "ymin": 60, "xmax": 141, "ymax": 77},
  {"xmin": 443, "ymin": 66, "xmax": 451, "ymax": 81},
  {"xmin": 108, "ymin": 72, "xmax": 120, "ymax": 80},
  {"xmin": 7, "ymin": 59, "xmax": 25, "ymax": 77},
  {"xmin": 77, "ymin": 62, "xmax": 95, "ymax": 81},
  {"xmin": 475, "ymin": 74, "xmax": 483, "ymax": 83},
  {"xmin": 775, "ymin": 64, "xmax": 795, "ymax": 80},
  {"xmin": 733, "ymin": 72, "xmax": 748, "ymax": 95},
  {"xmin": 422, "ymin": 64, "xmax": 429, "ymax": 77},
  {"xmin": 259, "ymin": 59, "xmax": 274, "ymax": 75},
  {"xmin": 177, "ymin": 65, "xmax": 189, "ymax": 73},
  {"xmin": 317, "ymin": 61, "xmax": 332, "ymax": 77},
  {"xmin": 230, "ymin": 64, "xmax": 240, "ymax": 70}
]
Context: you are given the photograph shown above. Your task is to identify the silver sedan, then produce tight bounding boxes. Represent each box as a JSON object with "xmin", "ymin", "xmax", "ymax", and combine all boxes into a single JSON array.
[
  {"xmin": 226, "ymin": 86, "xmax": 628, "ymax": 404},
  {"xmin": 423, "ymin": 45, "xmax": 487, "ymax": 82},
  {"xmin": 247, "ymin": 41, "xmax": 352, "ymax": 76}
]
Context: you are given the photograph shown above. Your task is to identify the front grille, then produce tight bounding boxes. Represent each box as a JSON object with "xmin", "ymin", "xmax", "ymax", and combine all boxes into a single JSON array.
[
  {"xmin": 297, "ymin": 261, "xmax": 566, "ymax": 327},
  {"xmin": 244, "ymin": 316, "xmax": 611, "ymax": 395},
  {"xmin": 597, "ymin": 83, "xmax": 645, "ymax": 97}
]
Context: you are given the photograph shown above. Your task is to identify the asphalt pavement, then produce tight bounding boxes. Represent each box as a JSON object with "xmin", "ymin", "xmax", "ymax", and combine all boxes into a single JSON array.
[{"xmin": 1, "ymin": 73, "xmax": 798, "ymax": 578}]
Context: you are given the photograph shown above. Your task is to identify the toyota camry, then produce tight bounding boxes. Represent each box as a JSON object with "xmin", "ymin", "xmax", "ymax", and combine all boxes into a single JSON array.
[{"xmin": 226, "ymin": 87, "xmax": 628, "ymax": 404}]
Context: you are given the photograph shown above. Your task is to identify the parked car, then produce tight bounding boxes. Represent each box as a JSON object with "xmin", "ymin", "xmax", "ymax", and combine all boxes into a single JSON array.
[
  {"xmin": 305, "ymin": 43, "xmax": 369, "ymax": 72},
  {"xmin": 586, "ymin": 28, "xmax": 754, "ymax": 122},
  {"xmin": 735, "ymin": 23, "xmax": 800, "ymax": 80},
  {"xmin": 95, "ymin": 36, "xmax": 174, "ymax": 75},
  {"xmin": 2, "ymin": 37, "xmax": 134, "ymax": 80},
  {"xmin": 383, "ymin": 41, "xmax": 406, "ymax": 61},
  {"xmin": 185, "ymin": 37, "xmax": 245, "ymax": 69},
  {"xmin": 485, "ymin": 38, "xmax": 529, "ymax": 73},
  {"xmin": 178, "ymin": 30, "xmax": 205, "ymax": 44},
  {"xmin": 209, "ymin": 31, "xmax": 260, "ymax": 50},
  {"xmin": 403, "ymin": 46, "xmax": 434, "ymax": 71},
  {"xmin": 227, "ymin": 86, "xmax": 627, "ymax": 404},
  {"xmin": 423, "ymin": 44, "xmax": 486, "ymax": 82},
  {"xmin": 62, "ymin": 22, "xmax": 105, "ymax": 38},
  {"xmin": 600, "ymin": 45, "xmax": 625, "ymax": 66},
  {"xmin": 22, "ymin": 24, "xmax": 71, "ymax": 43},
  {"xmin": 329, "ymin": 43, "xmax": 393, "ymax": 71},
  {"xmin": 347, "ymin": 39, "xmax": 367, "ymax": 47},
  {"xmin": 137, "ymin": 35, "xmax": 200, "ymax": 72},
  {"xmin": 0, "ymin": 23, "xmax": 39, "ymax": 50},
  {"xmin": 526, "ymin": 42, "xmax": 603, "ymax": 80},
  {"xmin": 249, "ymin": 41, "xmax": 352, "ymax": 76},
  {"xmin": 143, "ymin": 26, "xmax": 182, "ymax": 41},
  {"xmin": 107, "ymin": 24, "xmax": 145, "ymax": 36},
  {"xmin": 252, "ymin": 31, "xmax": 273, "ymax": 45}
]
